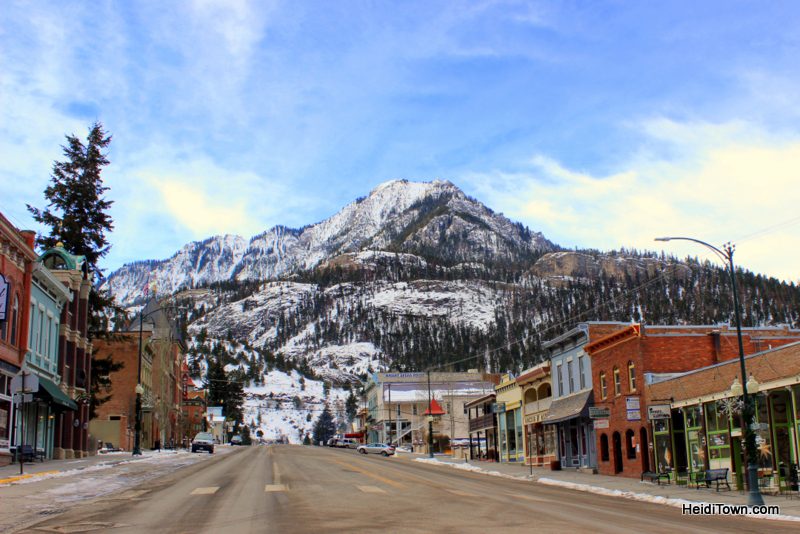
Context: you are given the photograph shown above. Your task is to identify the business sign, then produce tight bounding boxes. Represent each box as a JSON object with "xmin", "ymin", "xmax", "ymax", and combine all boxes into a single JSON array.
[
  {"xmin": 0, "ymin": 274, "xmax": 9, "ymax": 321},
  {"xmin": 626, "ymin": 409, "xmax": 641, "ymax": 421},
  {"xmin": 493, "ymin": 402, "xmax": 506, "ymax": 413},
  {"xmin": 383, "ymin": 372, "xmax": 425, "ymax": 378},
  {"xmin": 10, "ymin": 371, "xmax": 39, "ymax": 395},
  {"xmin": 589, "ymin": 407, "xmax": 610, "ymax": 419},
  {"xmin": 206, "ymin": 406, "xmax": 223, "ymax": 418},
  {"xmin": 594, "ymin": 419, "xmax": 609, "ymax": 429},
  {"xmin": 647, "ymin": 404, "xmax": 671, "ymax": 421},
  {"xmin": 625, "ymin": 397, "xmax": 640, "ymax": 411}
]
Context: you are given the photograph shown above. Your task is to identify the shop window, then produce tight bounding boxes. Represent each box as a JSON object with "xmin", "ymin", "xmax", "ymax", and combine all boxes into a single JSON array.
[
  {"xmin": 625, "ymin": 429, "xmax": 636, "ymax": 459},
  {"xmin": 613, "ymin": 367, "xmax": 621, "ymax": 396},
  {"xmin": 627, "ymin": 361, "xmax": 636, "ymax": 392},
  {"xmin": 600, "ymin": 433, "xmax": 609, "ymax": 461},
  {"xmin": 599, "ymin": 371, "xmax": 607, "ymax": 399}
]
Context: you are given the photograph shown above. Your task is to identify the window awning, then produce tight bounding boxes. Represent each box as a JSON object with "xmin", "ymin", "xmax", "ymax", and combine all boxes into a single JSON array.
[
  {"xmin": 36, "ymin": 376, "xmax": 78, "ymax": 411},
  {"xmin": 543, "ymin": 390, "xmax": 592, "ymax": 425}
]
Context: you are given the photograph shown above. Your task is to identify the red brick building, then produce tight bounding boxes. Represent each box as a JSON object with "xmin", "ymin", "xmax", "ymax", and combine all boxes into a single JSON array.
[
  {"xmin": 586, "ymin": 323, "xmax": 800, "ymax": 478},
  {"xmin": 0, "ymin": 214, "xmax": 36, "ymax": 464},
  {"xmin": 91, "ymin": 300, "xmax": 185, "ymax": 450}
]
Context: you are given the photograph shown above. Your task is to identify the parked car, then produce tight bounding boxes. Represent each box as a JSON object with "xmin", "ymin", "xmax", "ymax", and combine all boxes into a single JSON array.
[
  {"xmin": 326, "ymin": 438, "xmax": 338, "ymax": 447},
  {"xmin": 192, "ymin": 432, "xmax": 215, "ymax": 454},
  {"xmin": 357, "ymin": 443, "xmax": 395, "ymax": 456},
  {"xmin": 337, "ymin": 438, "xmax": 359, "ymax": 449},
  {"xmin": 230, "ymin": 435, "xmax": 243, "ymax": 445}
]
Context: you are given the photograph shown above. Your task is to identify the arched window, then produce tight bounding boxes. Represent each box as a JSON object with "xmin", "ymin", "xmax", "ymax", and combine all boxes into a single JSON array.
[
  {"xmin": 628, "ymin": 361, "xmax": 636, "ymax": 392},
  {"xmin": 613, "ymin": 366, "xmax": 621, "ymax": 396},
  {"xmin": 599, "ymin": 371, "xmax": 607, "ymax": 399},
  {"xmin": 626, "ymin": 429, "xmax": 636, "ymax": 459},
  {"xmin": 600, "ymin": 433, "xmax": 609, "ymax": 462},
  {"xmin": 10, "ymin": 295, "xmax": 19, "ymax": 345}
]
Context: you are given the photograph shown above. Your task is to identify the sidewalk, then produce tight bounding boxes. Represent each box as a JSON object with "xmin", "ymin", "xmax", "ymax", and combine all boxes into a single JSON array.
[
  {"xmin": 0, "ymin": 447, "xmax": 206, "ymax": 485},
  {"xmin": 398, "ymin": 452, "xmax": 800, "ymax": 520}
]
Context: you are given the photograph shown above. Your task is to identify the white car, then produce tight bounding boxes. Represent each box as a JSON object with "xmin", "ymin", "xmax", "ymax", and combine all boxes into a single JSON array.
[{"xmin": 357, "ymin": 443, "xmax": 395, "ymax": 456}]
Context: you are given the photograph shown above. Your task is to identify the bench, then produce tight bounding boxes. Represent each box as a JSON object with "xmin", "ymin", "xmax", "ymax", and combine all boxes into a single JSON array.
[
  {"xmin": 697, "ymin": 468, "xmax": 731, "ymax": 491},
  {"xmin": 641, "ymin": 471, "xmax": 671, "ymax": 485},
  {"xmin": 14, "ymin": 445, "xmax": 44, "ymax": 463}
]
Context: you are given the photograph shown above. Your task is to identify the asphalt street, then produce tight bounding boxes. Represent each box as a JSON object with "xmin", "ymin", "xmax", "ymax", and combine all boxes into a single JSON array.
[{"xmin": 18, "ymin": 445, "xmax": 800, "ymax": 533}]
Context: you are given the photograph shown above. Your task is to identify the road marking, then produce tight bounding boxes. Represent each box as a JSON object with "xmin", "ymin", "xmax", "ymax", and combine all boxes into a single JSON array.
[
  {"xmin": 447, "ymin": 489, "xmax": 477, "ymax": 497},
  {"xmin": 265, "ymin": 484, "xmax": 287, "ymax": 492},
  {"xmin": 191, "ymin": 486, "xmax": 219, "ymax": 495},
  {"xmin": 332, "ymin": 460, "xmax": 405, "ymax": 489},
  {"xmin": 273, "ymin": 460, "xmax": 281, "ymax": 484},
  {"xmin": 357, "ymin": 485, "xmax": 387, "ymax": 494}
]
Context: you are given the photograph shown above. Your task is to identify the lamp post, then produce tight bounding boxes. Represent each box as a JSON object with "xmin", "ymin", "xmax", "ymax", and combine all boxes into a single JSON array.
[
  {"xmin": 427, "ymin": 370, "xmax": 434, "ymax": 458},
  {"xmin": 655, "ymin": 236, "xmax": 764, "ymax": 506},
  {"xmin": 132, "ymin": 302, "xmax": 184, "ymax": 457}
]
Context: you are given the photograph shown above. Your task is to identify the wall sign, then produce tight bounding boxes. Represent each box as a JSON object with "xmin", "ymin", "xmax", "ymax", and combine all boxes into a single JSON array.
[
  {"xmin": 626, "ymin": 409, "xmax": 641, "ymax": 421},
  {"xmin": 647, "ymin": 404, "xmax": 671, "ymax": 420},
  {"xmin": 589, "ymin": 407, "xmax": 610, "ymax": 419},
  {"xmin": 594, "ymin": 419, "xmax": 609, "ymax": 429},
  {"xmin": 0, "ymin": 274, "xmax": 9, "ymax": 321},
  {"xmin": 625, "ymin": 397, "xmax": 640, "ymax": 411}
]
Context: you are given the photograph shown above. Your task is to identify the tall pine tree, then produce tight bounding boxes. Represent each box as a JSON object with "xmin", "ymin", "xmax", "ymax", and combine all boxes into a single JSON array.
[{"xmin": 27, "ymin": 121, "xmax": 116, "ymax": 334}]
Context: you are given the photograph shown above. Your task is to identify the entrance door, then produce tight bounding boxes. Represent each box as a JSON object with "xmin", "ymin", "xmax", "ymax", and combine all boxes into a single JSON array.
[
  {"xmin": 640, "ymin": 427, "xmax": 650, "ymax": 473},
  {"xmin": 612, "ymin": 432, "xmax": 623, "ymax": 474}
]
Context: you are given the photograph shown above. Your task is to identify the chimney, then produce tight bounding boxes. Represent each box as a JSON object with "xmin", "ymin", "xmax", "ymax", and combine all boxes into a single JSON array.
[{"xmin": 20, "ymin": 230, "xmax": 36, "ymax": 250}]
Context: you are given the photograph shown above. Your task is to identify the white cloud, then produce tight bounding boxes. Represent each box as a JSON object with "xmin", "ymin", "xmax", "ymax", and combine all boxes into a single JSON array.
[{"xmin": 463, "ymin": 119, "xmax": 800, "ymax": 283}]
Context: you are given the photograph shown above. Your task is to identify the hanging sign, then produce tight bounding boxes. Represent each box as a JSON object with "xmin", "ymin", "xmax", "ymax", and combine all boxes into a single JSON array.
[{"xmin": 0, "ymin": 274, "xmax": 9, "ymax": 321}]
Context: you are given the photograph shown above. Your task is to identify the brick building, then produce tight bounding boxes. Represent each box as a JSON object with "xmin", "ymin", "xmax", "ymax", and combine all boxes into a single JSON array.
[
  {"xmin": 91, "ymin": 299, "xmax": 185, "ymax": 450},
  {"xmin": 586, "ymin": 323, "xmax": 800, "ymax": 478},
  {"xmin": 0, "ymin": 214, "xmax": 35, "ymax": 465}
]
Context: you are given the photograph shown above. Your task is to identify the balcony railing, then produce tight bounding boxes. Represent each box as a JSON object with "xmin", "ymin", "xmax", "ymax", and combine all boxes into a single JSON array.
[
  {"xmin": 469, "ymin": 413, "xmax": 495, "ymax": 432},
  {"xmin": 524, "ymin": 397, "xmax": 551, "ymax": 415}
]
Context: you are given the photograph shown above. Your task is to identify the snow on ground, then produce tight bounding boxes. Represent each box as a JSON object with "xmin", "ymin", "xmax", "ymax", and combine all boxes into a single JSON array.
[
  {"xmin": 413, "ymin": 457, "xmax": 531, "ymax": 482},
  {"xmin": 244, "ymin": 369, "xmax": 351, "ymax": 444}
]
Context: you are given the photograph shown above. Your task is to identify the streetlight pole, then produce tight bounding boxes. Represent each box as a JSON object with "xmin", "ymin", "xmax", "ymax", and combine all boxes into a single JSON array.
[
  {"xmin": 655, "ymin": 236, "xmax": 764, "ymax": 506},
  {"xmin": 427, "ymin": 370, "xmax": 434, "ymax": 458}
]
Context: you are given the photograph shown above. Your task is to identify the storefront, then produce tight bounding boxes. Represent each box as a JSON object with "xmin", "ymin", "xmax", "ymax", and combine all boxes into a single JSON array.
[
  {"xmin": 517, "ymin": 362, "xmax": 556, "ymax": 466},
  {"xmin": 496, "ymin": 374, "xmax": 524, "ymax": 462},
  {"xmin": 647, "ymin": 342, "xmax": 800, "ymax": 490}
]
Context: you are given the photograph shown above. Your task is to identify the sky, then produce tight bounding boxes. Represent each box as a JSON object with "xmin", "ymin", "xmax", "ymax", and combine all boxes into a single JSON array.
[{"xmin": 1, "ymin": 0, "xmax": 799, "ymax": 283}]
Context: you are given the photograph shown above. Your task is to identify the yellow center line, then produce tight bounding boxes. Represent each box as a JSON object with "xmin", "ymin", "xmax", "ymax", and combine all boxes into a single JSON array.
[
  {"xmin": 273, "ymin": 460, "xmax": 281, "ymax": 484},
  {"xmin": 331, "ymin": 459, "xmax": 406, "ymax": 489}
]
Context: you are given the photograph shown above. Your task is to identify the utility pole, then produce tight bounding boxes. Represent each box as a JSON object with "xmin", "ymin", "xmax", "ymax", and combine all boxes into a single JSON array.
[
  {"xmin": 427, "ymin": 370, "xmax": 433, "ymax": 458},
  {"xmin": 387, "ymin": 383, "xmax": 392, "ymax": 445}
]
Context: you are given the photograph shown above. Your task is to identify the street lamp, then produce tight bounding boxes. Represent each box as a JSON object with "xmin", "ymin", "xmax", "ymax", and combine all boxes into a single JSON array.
[
  {"xmin": 655, "ymin": 236, "xmax": 764, "ymax": 506},
  {"xmin": 132, "ymin": 302, "xmax": 184, "ymax": 456}
]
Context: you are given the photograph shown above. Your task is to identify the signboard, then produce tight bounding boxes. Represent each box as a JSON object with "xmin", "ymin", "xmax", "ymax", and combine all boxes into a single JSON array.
[
  {"xmin": 589, "ymin": 407, "xmax": 610, "ymax": 419},
  {"xmin": 647, "ymin": 404, "xmax": 671, "ymax": 421},
  {"xmin": 383, "ymin": 372, "xmax": 425, "ymax": 378},
  {"xmin": 0, "ymin": 274, "xmax": 8, "ymax": 321},
  {"xmin": 10, "ymin": 371, "xmax": 39, "ymax": 395},
  {"xmin": 594, "ymin": 419, "xmax": 609, "ymax": 429},
  {"xmin": 625, "ymin": 397, "xmax": 640, "ymax": 411},
  {"xmin": 493, "ymin": 402, "xmax": 506, "ymax": 413},
  {"xmin": 626, "ymin": 409, "xmax": 641, "ymax": 421},
  {"xmin": 12, "ymin": 393, "xmax": 33, "ymax": 403},
  {"xmin": 206, "ymin": 406, "xmax": 223, "ymax": 418}
]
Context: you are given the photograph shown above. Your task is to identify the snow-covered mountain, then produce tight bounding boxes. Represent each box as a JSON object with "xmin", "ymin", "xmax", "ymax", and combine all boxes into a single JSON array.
[{"xmin": 106, "ymin": 180, "xmax": 552, "ymax": 306}]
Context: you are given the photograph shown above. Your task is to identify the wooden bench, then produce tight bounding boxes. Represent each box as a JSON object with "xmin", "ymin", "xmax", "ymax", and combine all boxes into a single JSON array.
[
  {"xmin": 641, "ymin": 471, "xmax": 671, "ymax": 485},
  {"xmin": 14, "ymin": 445, "xmax": 44, "ymax": 463},
  {"xmin": 697, "ymin": 468, "xmax": 731, "ymax": 491}
]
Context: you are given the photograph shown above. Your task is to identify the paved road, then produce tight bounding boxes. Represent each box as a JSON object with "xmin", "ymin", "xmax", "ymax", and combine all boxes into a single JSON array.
[{"xmin": 21, "ymin": 445, "xmax": 799, "ymax": 533}]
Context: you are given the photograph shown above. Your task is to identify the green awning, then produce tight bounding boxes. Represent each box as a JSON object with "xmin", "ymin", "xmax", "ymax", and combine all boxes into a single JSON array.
[{"xmin": 37, "ymin": 377, "xmax": 78, "ymax": 411}]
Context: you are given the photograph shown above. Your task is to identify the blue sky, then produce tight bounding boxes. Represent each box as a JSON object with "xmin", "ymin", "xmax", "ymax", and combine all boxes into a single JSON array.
[{"xmin": 2, "ymin": 1, "xmax": 799, "ymax": 282}]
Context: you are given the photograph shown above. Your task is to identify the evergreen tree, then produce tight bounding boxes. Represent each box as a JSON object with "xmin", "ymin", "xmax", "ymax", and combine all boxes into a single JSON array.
[
  {"xmin": 312, "ymin": 405, "xmax": 336, "ymax": 444},
  {"xmin": 204, "ymin": 356, "xmax": 244, "ymax": 425},
  {"xmin": 27, "ymin": 121, "xmax": 115, "ymax": 335},
  {"xmin": 345, "ymin": 391, "xmax": 358, "ymax": 422}
]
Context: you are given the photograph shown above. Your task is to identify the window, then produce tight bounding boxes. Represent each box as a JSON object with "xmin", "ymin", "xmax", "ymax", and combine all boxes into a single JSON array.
[
  {"xmin": 10, "ymin": 296, "xmax": 18, "ymax": 345},
  {"xmin": 600, "ymin": 433, "xmax": 609, "ymax": 462},
  {"xmin": 613, "ymin": 367, "xmax": 621, "ymax": 396},
  {"xmin": 567, "ymin": 361, "xmax": 574, "ymax": 393},
  {"xmin": 600, "ymin": 372, "xmax": 607, "ymax": 399},
  {"xmin": 627, "ymin": 361, "xmax": 636, "ymax": 392},
  {"xmin": 556, "ymin": 364, "xmax": 563, "ymax": 396},
  {"xmin": 625, "ymin": 429, "xmax": 636, "ymax": 459},
  {"xmin": 412, "ymin": 404, "xmax": 418, "ymax": 416},
  {"xmin": 578, "ymin": 356, "xmax": 585, "ymax": 390}
]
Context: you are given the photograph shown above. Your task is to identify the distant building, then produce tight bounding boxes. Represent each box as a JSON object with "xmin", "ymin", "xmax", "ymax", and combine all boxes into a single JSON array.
[{"xmin": 364, "ymin": 371, "xmax": 498, "ymax": 454}]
